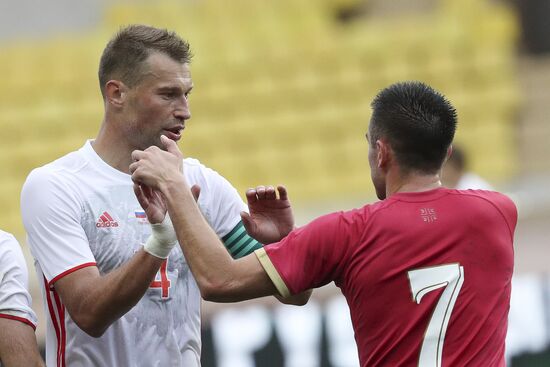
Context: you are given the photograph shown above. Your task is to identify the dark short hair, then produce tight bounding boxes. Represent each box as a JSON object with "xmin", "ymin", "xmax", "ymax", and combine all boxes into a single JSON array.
[
  {"xmin": 98, "ymin": 24, "xmax": 192, "ymax": 97},
  {"xmin": 370, "ymin": 81, "xmax": 457, "ymax": 173}
]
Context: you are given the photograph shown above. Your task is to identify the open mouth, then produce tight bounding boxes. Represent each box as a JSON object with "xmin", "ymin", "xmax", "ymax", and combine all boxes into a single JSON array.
[{"xmin": 163, "ymin": 126, "xmax": 184, "ymax": 141}]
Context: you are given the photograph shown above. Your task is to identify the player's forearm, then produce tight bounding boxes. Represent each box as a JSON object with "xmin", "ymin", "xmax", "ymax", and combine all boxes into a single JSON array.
[
  {"xmin": 67, "ymin": 250, "xmax": 163, "ymax": 337},
  {"xmin": 0, "ymin": 319, "xmax": 44, "ymax": 366},
  {"xmin": 160, "ymin": 178, "xmax": 244, "ymax": 298}
]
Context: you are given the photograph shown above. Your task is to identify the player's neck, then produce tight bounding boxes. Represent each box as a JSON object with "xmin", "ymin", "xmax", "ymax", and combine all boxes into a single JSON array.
[
  {"xmin": 93, "ymin": 122, "xmax": 134, "ymax": 174},
  {"xmin": 386, "ymin": 169, "xmax": 443, "ymax": 197}
]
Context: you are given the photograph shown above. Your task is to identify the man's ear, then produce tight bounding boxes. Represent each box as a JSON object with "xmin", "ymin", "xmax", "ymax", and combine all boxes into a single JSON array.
[
  {"xmin": 376, "ymin": 139, "xmax": 391, "ymax": 169},
  {"xmin": 445, "ymin": 145, "xmax": 453, "ymax": 162},
  {"xmin": 104, "ymin": 80, "xmax": 127, "ymax": 107}
]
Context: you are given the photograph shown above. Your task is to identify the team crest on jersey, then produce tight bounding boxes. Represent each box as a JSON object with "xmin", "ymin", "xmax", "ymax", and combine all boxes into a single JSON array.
[
  {"xmin": 420, "ymin": 208, "xmax": 437, "ymax": 223},
  {"xmin": 96, "ymin": 211, "xmax": 119, "ymax": 228}
]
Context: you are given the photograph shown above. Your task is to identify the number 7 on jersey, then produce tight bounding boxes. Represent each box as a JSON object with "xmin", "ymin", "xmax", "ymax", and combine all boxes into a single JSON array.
[{"xmin": 408, "ymin": 263, "xmax": 465, "ymax": 367}]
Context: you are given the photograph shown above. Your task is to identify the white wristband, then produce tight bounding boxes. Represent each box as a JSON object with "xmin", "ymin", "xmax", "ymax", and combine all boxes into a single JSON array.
[{"xmin": 144, "ymin": 215, "xmax": 178, "ymax": 259}]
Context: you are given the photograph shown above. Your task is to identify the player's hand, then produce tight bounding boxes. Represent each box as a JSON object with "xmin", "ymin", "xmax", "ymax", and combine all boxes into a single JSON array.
[
  {"xmin": 133, "ymin": 184, "xmax": 167, "ymax": 224},
  {"xmin": 130, "ymin": 135, "xmax": 186, "ymax": 192},
  {"xmin": 240, "ymin": 185, "xmax": 295, "ymax": 244}
]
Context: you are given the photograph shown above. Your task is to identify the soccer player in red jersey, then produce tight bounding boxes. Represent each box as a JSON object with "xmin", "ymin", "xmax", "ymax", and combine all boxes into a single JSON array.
[{"xmin": 130, "ymin": 81, "xmax": 517, "ymax": 367}]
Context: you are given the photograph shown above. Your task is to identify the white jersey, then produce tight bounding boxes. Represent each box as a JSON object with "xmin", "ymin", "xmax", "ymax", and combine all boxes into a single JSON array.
[
  {"xmin": 0, "ymin": 230, "xmax": 38, "ymax": 329},
  {"xmin": 21, "ymin": 140, "xmax": 246, "ymax": 367}
]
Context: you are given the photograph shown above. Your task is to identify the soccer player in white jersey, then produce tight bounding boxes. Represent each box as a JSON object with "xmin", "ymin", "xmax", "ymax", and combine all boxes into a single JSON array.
[
  {"xmin": 21, "ymin": 25, "xmax": 308, "ymax": 367},
  {"xmin": 0, "ymin": 230, "xmax": 43, "ymax": 366}
]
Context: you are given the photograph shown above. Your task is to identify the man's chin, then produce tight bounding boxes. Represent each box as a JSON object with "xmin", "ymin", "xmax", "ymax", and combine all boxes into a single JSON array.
[
  {"xmin": 155, "ymin": 133, "xmax": 181, "ymax": 148},
  {"xmin": 374, "ymin": 185, "xmax": 386, "ymax": 200}
]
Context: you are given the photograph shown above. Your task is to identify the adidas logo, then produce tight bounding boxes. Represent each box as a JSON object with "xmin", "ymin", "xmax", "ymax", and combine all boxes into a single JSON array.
[{"xmin": 96, "ymin": 211, "xmax": 119, "ymax": 228}]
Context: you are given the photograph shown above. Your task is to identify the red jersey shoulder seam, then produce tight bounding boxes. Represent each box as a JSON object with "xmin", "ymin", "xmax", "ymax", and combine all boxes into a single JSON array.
[
  {"xmin": 352, "ymin": 199, "xmax": 403, "ymax": 246},
  {"xmin": 448, "ymin": 191, "xmax": 515, "ymax": 242},
  {"xmin": 361, "ymin": 191, "xmax": 515, "ymax": 244}
]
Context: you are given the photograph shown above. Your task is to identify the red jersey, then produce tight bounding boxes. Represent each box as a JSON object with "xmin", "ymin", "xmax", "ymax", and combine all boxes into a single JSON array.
[{"xmin": 255, "ymin": 189, "xmax": 516, "ymax": 366}]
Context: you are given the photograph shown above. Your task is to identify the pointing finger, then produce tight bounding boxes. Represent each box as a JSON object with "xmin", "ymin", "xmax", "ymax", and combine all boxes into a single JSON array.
[{"xmin": 161, "ymin": 135, "xmax": 182, "ymax": 156}]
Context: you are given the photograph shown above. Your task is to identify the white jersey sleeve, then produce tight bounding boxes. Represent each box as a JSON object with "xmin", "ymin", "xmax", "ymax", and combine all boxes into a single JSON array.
[
  {"xmin": 0, "ymin": 230, "xmax": 38, "ymax": 328},
  {"xmin": 21, "ymin": 167, "xmax": 96, "ymax": 285},
  {"xmin": 184, "ymin": 158, "xmax": 247, "ymax": 238}
]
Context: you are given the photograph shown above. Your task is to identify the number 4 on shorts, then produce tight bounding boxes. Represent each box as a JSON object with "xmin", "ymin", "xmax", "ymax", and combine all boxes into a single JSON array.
[{"xmin": 407, "ymin": 263, "xmax": 465, "ymax": 367}]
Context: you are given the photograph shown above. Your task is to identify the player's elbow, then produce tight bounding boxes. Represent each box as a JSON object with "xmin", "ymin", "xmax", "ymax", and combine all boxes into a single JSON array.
[
  {"xmin": 200, "ymin": 288, "xmax": 219, "ymax": 302},
  {"xmin": 280, "ymin": 296, "xmax": 309, "ymax": 306},
  {"xmin": 277, "ymin": 289, "xmax": 312, "ymax": 306},
  {"xmin": 84, "ymin": 326, "xmax": 107, "ymax": 338},
  {"xmin": 71, "ymin": 313, "xmax": 108, "ymax": 338},
  {"xmin": 198, "ymin": 279, "xmax": 229, "ymax": 302},
  {"xmin": 79, "ymin": 323, "xmax": 107, "ymax": 338},
  {"xmin": 196, "ymin": 261, "xmax": 258, "ymax": 302},
  {"xmin": 197, "ymin": 275, "xmax": 239, "ymax": 302}
]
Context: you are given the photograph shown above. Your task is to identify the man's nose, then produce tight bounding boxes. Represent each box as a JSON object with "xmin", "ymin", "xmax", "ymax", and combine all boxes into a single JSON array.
[{"xmin": 174, "ymin": 96, "xmax": 191, "ymax": 121}]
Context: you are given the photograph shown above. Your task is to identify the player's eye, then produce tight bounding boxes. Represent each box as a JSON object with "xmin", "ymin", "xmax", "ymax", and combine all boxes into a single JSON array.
[{"xmin": 161, "ymin": 92, "xmax": 175, "ymax": 99}]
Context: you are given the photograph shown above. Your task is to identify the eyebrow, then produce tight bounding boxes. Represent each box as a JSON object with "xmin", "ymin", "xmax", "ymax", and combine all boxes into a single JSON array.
[
  {"xmin": 157, "ymin": 85, "xmax": 193, "ymax": 93},
  {"xmin": 157, "ymin": 86, "xmax": 182, "ymax": 92}
]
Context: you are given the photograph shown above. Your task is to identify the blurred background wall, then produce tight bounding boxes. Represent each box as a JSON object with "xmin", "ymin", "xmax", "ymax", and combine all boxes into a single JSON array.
[{"xmin": 0, "ymin": 0, "xmax": 549, "ymax": 365}]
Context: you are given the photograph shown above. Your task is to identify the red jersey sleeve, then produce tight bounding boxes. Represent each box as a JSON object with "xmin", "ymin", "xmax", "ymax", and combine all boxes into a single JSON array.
[
  {"xmin": 474, "ymin": 190, "xmax": 518, "ymax": 242},
  {"xmin": 255, "ymin": 210, "xmax": 363, "ymax": 296},
  {"xmin": 493, "ymin": 192, "xmax": 518, "ymax": 241}
]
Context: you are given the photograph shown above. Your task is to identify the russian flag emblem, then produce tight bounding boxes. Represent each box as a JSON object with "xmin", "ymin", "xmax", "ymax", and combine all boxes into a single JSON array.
[{"xmin": 135, "ymin": 211, "xmax": 148, "ymax": 223}]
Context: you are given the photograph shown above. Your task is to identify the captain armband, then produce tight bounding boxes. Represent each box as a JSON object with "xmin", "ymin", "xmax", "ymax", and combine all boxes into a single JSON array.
[{"xmin": 222, "ymin": 221, "xmax": 262, "ymax": 259}]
